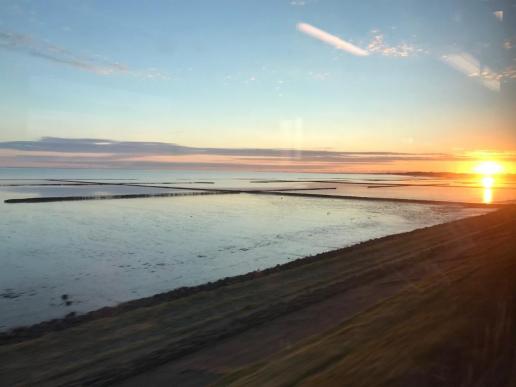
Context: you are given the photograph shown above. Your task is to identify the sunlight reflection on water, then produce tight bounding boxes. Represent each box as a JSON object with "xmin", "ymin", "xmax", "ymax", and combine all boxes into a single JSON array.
[
  {"xmin": 483, "ymin": 188, "xmax": 493, "ymax": 204},
  {"xmin": 481, "ymin": 176, "xmax": 495, "ymax": 204}
]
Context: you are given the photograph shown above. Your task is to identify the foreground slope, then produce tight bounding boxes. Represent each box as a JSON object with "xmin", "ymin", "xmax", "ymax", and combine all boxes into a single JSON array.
[{"xmin": 220, "ymin": 207, "xmax": 516, "ymax": 387}]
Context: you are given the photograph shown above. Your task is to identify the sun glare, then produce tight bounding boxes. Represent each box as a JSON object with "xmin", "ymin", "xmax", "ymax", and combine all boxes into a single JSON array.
[
  {"xmin": 481, "ymin": 176, "xmax": 494, "ymax": 188},
  {"xmin": 473, "ymin": 161, "xmax": 503, "ymax": 176}
]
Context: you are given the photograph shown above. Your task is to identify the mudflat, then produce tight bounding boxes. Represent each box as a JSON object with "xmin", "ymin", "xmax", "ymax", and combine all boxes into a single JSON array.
[{"xmin": 1, "ymin": 206, "xmax": 515, "ymax": 386}]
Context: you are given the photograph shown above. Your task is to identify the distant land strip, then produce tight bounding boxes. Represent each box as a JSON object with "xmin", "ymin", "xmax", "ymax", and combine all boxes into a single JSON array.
[{"xmin": 255, "ymin": 179, "xmax": 515, "ymax": 189}]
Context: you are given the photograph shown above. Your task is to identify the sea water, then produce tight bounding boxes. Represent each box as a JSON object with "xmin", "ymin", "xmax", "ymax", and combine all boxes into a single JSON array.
[{"xmin": 0, "ymin": 168, "xmax": 503, "ymax": 330}]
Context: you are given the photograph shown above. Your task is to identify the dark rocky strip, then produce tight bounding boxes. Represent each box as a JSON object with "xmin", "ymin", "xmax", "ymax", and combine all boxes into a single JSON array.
[
  {"xmin": 0, "ymin": 183, "xmax": 101, "ymax": 187},
  {"xmin": 4, "ymin": 191, "xmax": 236, "ymax": 204},
  {"xmin": 259, "ymin": 191, "xmax": 502, "ymax": 208}
]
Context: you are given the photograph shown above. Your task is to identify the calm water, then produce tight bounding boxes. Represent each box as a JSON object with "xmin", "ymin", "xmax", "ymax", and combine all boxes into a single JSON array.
[{"xmin": 0, "ymin": 168, "xmax": 507, "ymax": 330}]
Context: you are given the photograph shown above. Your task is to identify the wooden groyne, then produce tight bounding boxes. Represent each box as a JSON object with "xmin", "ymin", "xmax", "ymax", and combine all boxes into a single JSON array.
[{"xmin": 4, "ymin": 191, "xmax": 237, "ymax": 204}]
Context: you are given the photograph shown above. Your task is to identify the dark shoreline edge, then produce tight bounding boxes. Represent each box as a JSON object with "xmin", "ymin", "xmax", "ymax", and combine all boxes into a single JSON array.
[{"xmin": 0, "ymin": 207, "xmax": 502, "ymax": 346}]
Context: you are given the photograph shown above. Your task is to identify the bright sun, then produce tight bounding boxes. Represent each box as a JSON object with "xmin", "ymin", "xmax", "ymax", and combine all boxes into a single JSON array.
[{"xmin": 473, "ymin": 161, "xmax": 503, "ymax": 176}]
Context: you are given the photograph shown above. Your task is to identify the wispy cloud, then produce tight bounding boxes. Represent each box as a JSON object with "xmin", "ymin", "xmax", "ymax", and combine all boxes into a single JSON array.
[
  {"xmin": 501, "ymin": 66, "xmax": 516, "ymax": 80},
  {"xmin": 289, "ymin": 0, "xmax": 317, "ymax": 7},
  {"xmin": 367, "ymin": 31, "xmax": 426, "ymax": 58},
  {"xmin": 0, "ymin": 31, "xmax": 170, "ymax": 80},
  {"xmin": 297, "ymin": 23, "xmax": 369, "ymax": 57},
  {"xmin": 308, "ymin": 71, "xmax": 330, "ymax": 81},
  {"xmin": 441, "ymin": 53, "xmax": 479, "ymax": 76},
  {"xmin": 440, "ymin": 52, "xmax": 515, "ymax": 92},
  {"xmin": 0, "ymin": 137, "xmax": 435, "ymax": 158}
]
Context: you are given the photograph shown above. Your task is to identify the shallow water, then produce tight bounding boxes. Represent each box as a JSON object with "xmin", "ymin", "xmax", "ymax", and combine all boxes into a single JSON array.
[
  {"xmin": 1, "ymin": 168, "xmax": 515, "ymax": 203},
  {"xmin": 279, "ymin": 184, "xmax": 516, "ymax": 204},
  {"xmin": 0, "ymin": 184, "xmax": 491, "ymax": 330}
]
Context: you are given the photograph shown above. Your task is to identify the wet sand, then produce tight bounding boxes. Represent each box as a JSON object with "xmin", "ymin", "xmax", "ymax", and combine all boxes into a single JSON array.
[{"xmin": 1, "ymin": 206, "xmax": 515, "ymax": 386}]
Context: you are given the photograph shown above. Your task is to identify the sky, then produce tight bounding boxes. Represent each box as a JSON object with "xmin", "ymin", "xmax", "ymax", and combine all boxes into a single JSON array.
[{"xmin": 0, "ymin": 0, "xmax": 515, "ymax": 173}]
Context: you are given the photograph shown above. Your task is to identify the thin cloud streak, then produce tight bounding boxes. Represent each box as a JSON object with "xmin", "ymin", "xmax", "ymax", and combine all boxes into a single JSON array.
[
  {"xmin": 0, "ymin": 31, "xmax": 170, "ymax": 80},
  {"xmin": 297, "ymin": 23, "xmax": 369, "ymax": 57},
  {"xmin": 2, "ymin": 137, "xmax": 513, "ymax": 172},
  {"xmin": 0, "ymin": 137, "xmax": 447, "ymax": 160},
  {"xmin": 367, "ymin": 32, "xmax": 426, "ymax": 58}
]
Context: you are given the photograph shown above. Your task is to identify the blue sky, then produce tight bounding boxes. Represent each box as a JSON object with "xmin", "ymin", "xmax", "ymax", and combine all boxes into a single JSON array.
[{"xmin": 0, "ymin": 0, "xmax": 514, "ymax": 172}]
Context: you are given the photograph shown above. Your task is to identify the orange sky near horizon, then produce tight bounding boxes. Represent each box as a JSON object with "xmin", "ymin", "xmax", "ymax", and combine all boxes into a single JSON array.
[{"xmin": 0, "ymin": 147, "xmax": 514, "ymax": 175}]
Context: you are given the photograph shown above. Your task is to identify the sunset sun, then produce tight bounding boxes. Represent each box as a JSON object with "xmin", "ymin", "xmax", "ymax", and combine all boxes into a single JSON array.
[{"xmin": 473, "ymin": 161, "xmax": 504, "ymax": 176}]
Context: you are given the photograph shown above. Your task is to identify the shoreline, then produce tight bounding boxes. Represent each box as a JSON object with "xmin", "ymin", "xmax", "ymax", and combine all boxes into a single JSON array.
[
  {"xmin": 0, "ymin": 208, "xmax": 457, "ymax": 344},
  {"xmin": 1, "ymin": 206, "xmax": 515, "ymax": 386},
  {"xmin": 0, "ymin": 205, "xmax": 495, "ymax": 343}
]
